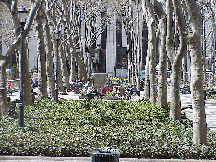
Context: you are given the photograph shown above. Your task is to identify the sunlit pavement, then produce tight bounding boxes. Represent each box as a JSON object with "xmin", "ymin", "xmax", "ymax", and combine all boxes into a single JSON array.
[
  {"xmin": 1, "ymin": 156, "xmax": 216, "ymax": 162},
  {"xmin": 167, "ymin": 86, "xmax": 216, "ymax": 132}
]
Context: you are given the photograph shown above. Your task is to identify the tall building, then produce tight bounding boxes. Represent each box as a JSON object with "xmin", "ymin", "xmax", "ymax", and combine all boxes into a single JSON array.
[{"xmin": 82, "ymin": 6, "xmax": 148, "ymax": 78}]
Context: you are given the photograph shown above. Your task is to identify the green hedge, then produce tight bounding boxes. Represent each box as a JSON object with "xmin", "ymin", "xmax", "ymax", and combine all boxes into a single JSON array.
[{"xmin": 1, "ymin": 99, "xmax": 216, "ymax": 159}]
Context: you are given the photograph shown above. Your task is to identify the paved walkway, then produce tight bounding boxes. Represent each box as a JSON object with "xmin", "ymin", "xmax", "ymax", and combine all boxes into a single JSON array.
[
  {"xmin": 167, "ymin": 87, "xmax": 216, "ymax": 132},
  {"xmin": 1, "ymin": 156, "xmax": 216, "ymax": 162}
]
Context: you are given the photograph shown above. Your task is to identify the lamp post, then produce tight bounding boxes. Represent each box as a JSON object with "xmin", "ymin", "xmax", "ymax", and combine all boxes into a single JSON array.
[
  {"xmin": 75, "ymin": 62, "xmax": 78, "ymax": 94},
  {"xmin": 54, "ymin": 31, "xmax": 61, "ymax": 103},
  {"xmin": 18, "ymin": 6, "xmax": 28, "ymax": 127},
  {"xmin": 75, "ymin": 48, "xmax": 80, "ymax": 94}
]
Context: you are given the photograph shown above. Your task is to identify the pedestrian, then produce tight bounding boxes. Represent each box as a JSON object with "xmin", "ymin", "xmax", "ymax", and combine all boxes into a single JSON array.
[
  {"xmin": 7, "ymin": 82, "xmax": 12, "ymax": 95},
  {"xmin": 109, "ymin": 86, "xmax": 113, "ymax": 92},
  {"xmin": 119, "ymin": 84, "xmax": 125, "ymax": 97},
  {"xmin": 102, "ymin": 85, "xmax": 107, "ymax": 94}
]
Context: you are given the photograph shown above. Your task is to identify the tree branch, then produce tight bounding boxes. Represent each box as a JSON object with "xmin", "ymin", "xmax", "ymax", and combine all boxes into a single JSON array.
[{"xmin": 4, "ymin": 0, "xmax": 42, "ymax": 68}]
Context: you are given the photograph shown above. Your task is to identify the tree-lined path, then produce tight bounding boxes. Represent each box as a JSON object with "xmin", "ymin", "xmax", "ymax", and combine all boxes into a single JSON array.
[{"xmin": 167, "ymin": 87, "xmax": 216, "ymax": 132}]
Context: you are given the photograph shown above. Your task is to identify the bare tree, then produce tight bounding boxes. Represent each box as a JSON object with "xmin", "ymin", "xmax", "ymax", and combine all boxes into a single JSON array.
[
  {"xmin": 36, "ymin": 9, "xmax": 48, "ymax": 98},
  {"xmin": 152, "ymin": 0, "xmax": 168, "ymax": 108},
  {"xmin": 185, "ymin": 0, "xmax": 207, "ymax": 145},
  {"xmin": 0, "ymin": 0, "xmax": 41, "ymax": 118},
  {"xmin": 143, "ymin": 0, "xmax": 157, "ymax": 103},
  {"xmin": 166, "ymin": 0, "xmax": 187, "ymax": 120}
]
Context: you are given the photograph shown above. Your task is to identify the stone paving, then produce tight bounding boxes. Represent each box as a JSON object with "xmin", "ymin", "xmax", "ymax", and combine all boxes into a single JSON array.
[
  {"xmin": 167, "ymin": 89, "xmax": 216, "ymax": 132},
  {"xmin": 1, "ymin": 156, "xmax": 216, "ymax": 162}
]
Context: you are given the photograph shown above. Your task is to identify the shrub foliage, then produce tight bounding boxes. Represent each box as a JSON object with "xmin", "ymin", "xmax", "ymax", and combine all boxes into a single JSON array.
[{"xmin": 1, "ymin": 99, "xmax": 216, "ymax": 159}]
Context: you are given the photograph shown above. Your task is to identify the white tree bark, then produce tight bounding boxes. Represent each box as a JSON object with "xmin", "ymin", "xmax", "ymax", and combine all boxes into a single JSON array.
[
  {"xmin": 22, "ymin": 42, "xmax": 32, "ymax": 106},
  {"xmin": 166, "ymin": 0, "xmax": 187, "ymax": 120},
  {"xmin": 182, "ymin": 53, "xmax": 187, "ymax": 84},
  {"xmin": 185, "ymin": 0, "xmax": 207, "ymax": 145},
  {"xmin": 36, "ymin": 11, "xmax": 48, "ymax": 98},
  {"xmin": 142, "ymin": 0, "xmax": 157, "ymax": 103},
  {"xmin": 166, "ymin": 0, "xmax": 174, "ymax": 64},
  {"xmin": 44, "ymin": 19, "xmax": 55, "ymax": 98},
  {"xmin": 57, "ymin": 44, "xmax": 64, "ymax": 92},
  {"xmin": 60, "ymin": 44, "xmax": 70, "ymax": 89},
  {"xmin": 144, "ymin": 53, "xmax": 150, "ymax": 100},
  {"xmin": 153, "ymin": 0, "xmax": 167, "ymax": 108},
  {"xmin": 148, "ymin": 17, "xmax": 157, "ymax": 103}
]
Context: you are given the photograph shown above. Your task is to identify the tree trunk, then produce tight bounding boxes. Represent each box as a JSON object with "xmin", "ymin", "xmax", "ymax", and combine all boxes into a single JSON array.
[
  {"xmin": 182, "ymin": 52, "xmax": 187, "ymax": 84},
  {"xmin": 169, "ymin": 62, "xmax": 182, "ymax": 120},
  {"xmin": 157, "ymin": 26, "xmax": 167, "ymax": 107},
  {"xmin": 126, "ymin": 32, "xmax": 133, "ymax": 84},
  {"xmin": 36, "ymin": 12, "xmax": 48, "ymax": 98},
  {"xmin": 166, "ymin": 0, "xmax": 174, "ymax": 64},
  {"xmin": 22, "ymin": 42, "xmax": 32, "ymax": 106},
  {"xmin": 190, "ymin": 40, "xmax": 207, "ymax": 145},
  {"xmin": 148, "ymin": 18, "xmax": 157, "ymax": 103},
  {"xmin": 153, "ymin": 0, "xmax": 167, "ymax": 108},
  {"xmin": 0, "ymin": 60, "xmax": 7, "ymax": 118},
  {"xmin": 134, "ymin": 6, "xmax": 141, "ymax": 91},
  {"xmin": 60, "ymin": 44, "xmax": 70, "ymax": 89},
  {"xmin": 169, "ymin": 0, "xmax": 187, "ymax": 120},
  {"xmin": 142, "ymin": 0, "xmax": 157, "ymax": 103},
  {"xmin": 142, "ymin": 0, "xmax": 150, "ymax": 99},
  {"xmin": 57, "ymin": 44, "xmax": 64, "ymax": 92},
  {"xmin": 185, "ymin": 0, "xmax": 207, "ymax": 145},
  {"xmin": 144, "ymin": 53, "xmax": 150, "ymax": 100},
  {"xmin": 71, "ymin": 47, "xmax": 77, "ymax": 81},
  {"xmin": 45, "ymin": 20, "xmax": 55, "ymax": 98}
]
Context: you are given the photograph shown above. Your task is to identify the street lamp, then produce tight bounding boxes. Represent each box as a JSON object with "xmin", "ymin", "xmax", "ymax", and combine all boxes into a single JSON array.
[
  {"xmin": 18, "ymin": 6, "xmax": 28, "ymax": 127},
  {"xmin": 75, "ymin": 62, "xmax": 79, "ymax": 94},
  {"xmin": 75, "ymin": 48, "xmax": 80, "ymax": 94},
  {"xmin": 54, "ymin": 30, "xmax": 61, "ymax": 103}
]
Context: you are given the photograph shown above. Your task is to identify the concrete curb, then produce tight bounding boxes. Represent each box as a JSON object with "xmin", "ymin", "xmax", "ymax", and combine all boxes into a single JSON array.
[{"xmin": 0, "ymin": 156, "xmax": 215, "ymax": 162}]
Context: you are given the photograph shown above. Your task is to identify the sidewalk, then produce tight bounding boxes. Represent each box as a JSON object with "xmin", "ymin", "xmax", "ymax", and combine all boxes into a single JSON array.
[
  {"xmin": 1, "ymin": 156, "xmax": 216, "ymax": 162},
  {"xmin": 167, "ymin": 88, "xmax": 216, "ymax": 132}
]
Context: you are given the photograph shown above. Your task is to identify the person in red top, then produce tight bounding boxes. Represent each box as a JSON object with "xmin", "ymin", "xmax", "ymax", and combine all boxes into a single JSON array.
[
  {"xmin": 102, "ymin": 86, "xmax": 107, "ymax": 94},
  {"xmin": 109, "ymin": 86, "xmax": 113, "ymax": 92},
  {"xmin": 7, "ymin": 82, "xmax": 12, "ymax": 95},
  {"xmin": 7, "ymin": 82, "xmax": 11, "ymax": 88}
]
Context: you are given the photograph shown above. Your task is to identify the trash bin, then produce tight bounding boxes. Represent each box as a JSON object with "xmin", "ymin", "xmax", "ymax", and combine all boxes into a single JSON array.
[{"xmin": 88, "ymin": 148, "xmax": 122, "ymax": 162}]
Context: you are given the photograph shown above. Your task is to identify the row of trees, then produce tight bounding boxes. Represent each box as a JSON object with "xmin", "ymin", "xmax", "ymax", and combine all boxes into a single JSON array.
[{"xmin": 0, "ymin": 0, "xmax": 216, "ymax": 146}]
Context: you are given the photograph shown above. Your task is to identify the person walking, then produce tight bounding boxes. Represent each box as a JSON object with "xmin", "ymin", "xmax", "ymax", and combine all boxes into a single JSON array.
[
  {"xmin": 102, "ymin": 86, "xmax": 107, "ymax": 95},
  {"xmin": 7, "ymin": 82, "xmax": 12, "ymax": 95},
  {"xmin": 119, "ymin": 84, "xmax": 125, "ymax": 98}
]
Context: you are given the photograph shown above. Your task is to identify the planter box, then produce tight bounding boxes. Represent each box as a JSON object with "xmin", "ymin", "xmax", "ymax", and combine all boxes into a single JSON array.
[{"xmin": 103, "ymin": 96, "xmax": 119, "ymax": 100}]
